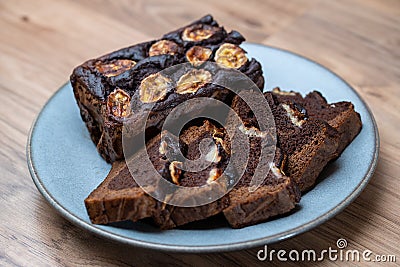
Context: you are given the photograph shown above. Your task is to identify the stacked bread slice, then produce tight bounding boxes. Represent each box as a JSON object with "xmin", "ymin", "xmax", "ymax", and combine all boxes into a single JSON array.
[{"xmin": 73, "ymin": 15, "xmax": 362, "ymax": 229}]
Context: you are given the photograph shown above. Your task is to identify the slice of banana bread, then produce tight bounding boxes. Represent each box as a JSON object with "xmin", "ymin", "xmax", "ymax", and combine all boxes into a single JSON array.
[
  {"xmin": 85, "ymin": 120, "xmax": 231, "ymax": 228},
  {"xmin": 229, "ymin": 93, "xmax": 339, "ymax": 192},
  {"xmin": 271, "ymin": 87, "xmax": 362, "ymax": 155},
  {"xmin": 84, "ymin": 157, "xmax": 157, "ymax": 225},
  {"xmin": 71, "ymin": 15, "xmax": 264, "ymax": 163}
]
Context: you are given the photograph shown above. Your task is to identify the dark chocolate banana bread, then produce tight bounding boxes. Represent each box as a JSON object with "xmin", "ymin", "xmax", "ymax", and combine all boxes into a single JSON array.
[
  {"xmin": 222, "ymin": 132, "xmax": 300, "ymax": 228},
  {"xmin": 230, "ymin": 93, "xmax": 339, "ymax": 192},
  {"xmin": 271, "ymin": 87, "xmax": 362, "ymax": 155},
  {"xmin": 84, "ymin": 157, "xmax": 157, "ymax": 225},
  {"xmin": 84, "ymin": 132, "xmax": 172, "ymax": 225},
  {"xmin": 151, "ymin": 120, "xmax": 231, "ymax": 229},
  {"xmin": 85, "ymin": 120, "xmax": 232, "ymax": 228},
  {"xmin": 85, "ymin": 119, "xmax": 301, "ymax": 229},
  {"xmin": 80, "ymin": 15, "xmax": 362, "ymax": 228},
  {"xmin": 153, "ymin": 119, "xmax": 301, "ymax": 229},
  {"xmin": 71, "ymin": 15, "xmax": 264, "ymax": 163}
]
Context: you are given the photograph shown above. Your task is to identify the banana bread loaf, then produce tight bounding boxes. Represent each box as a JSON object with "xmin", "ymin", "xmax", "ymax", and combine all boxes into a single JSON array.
[{"xmin": 71, "ymin": 15, "xmax": 264, "ymax": 163}]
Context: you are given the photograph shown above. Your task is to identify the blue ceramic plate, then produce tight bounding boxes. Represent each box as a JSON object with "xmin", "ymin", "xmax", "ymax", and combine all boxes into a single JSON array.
[{"xmin": 27, "ymin": 43, "xmax": 379, "ymax": 252}]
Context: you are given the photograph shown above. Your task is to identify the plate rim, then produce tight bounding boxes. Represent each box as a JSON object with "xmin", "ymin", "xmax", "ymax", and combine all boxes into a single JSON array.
[{"xmin": 26, "ymin": 43, "xmax": 380, "ymax": 253}]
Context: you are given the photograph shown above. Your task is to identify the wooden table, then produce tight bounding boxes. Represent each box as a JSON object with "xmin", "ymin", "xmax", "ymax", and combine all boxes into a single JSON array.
[{"xmin": 1, "ymin": 0, "xmax": 399, "ymax": 265}]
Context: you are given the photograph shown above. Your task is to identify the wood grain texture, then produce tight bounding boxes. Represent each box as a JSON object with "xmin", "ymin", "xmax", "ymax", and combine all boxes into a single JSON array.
[{"xmin": 0, "ymin": 0, "xmax": 399, "ymax": 266}]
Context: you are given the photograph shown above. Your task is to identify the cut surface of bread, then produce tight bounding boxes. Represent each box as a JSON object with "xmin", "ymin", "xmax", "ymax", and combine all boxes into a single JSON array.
[
  {"xmin": 271, "ymin": 87, "xmax": 362, "ymax": 156},
  {"xmin": 230, "ymin": 93, "xmax": 339, "ymax": 192},
  {"xmin": 223, "ymin": 142, "xmax": 300, "ymax": 228},
  {"xmin": 84, "ymin": 160, "xmax": 156, "ymax": 225}
]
